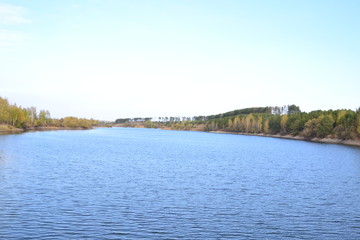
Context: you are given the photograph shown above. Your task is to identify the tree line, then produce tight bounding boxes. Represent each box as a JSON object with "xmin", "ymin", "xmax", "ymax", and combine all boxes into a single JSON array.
[
  {"xmin": 115, "ymin": 117, "xmax": 153, "ymax": 123},
  {"xmin": 203, "ymin": 106, "xmax": 360, "ymax": 140},
  {"xmin": 0, "ymin": 97, "xmax": 99, "ymax": 129},
  {"xmin": 131, "ymin": 104, "xmax": 360, "ymax": 140},
  {"xmin": 116, "ymin": 116, "xmax": 195, "ymax": 124}
]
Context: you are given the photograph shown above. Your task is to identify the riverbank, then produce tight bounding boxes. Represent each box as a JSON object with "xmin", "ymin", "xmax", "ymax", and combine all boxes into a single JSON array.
[
  {"xmin": 209, "ymin": 130, "xmax": 360, "ymax": 147},
  {"xmin": 2, "ymin": 123, "xmax": 359, "ymax": 147},
  {"xmin": 0, "ymin": 125, "xmax": 93, "ymax": 134},
  {"xmin": 0, "ymin": 124, "xmax": 24, "ymax": 133},
  {"xmin": 113, "ymin": 123, "xmax": 360, "ymax": 147}
]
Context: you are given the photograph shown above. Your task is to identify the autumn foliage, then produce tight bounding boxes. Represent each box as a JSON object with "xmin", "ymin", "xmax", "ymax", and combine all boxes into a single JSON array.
[{"xmin": 0, "ymin": 97, "xmax": 98, "ymax": 129}]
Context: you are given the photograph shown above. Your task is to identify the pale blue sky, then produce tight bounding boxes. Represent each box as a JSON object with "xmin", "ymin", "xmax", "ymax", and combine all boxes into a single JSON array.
[{"xmin": 0, "ymin": 0, "xmax": 359, "ymax": 120}]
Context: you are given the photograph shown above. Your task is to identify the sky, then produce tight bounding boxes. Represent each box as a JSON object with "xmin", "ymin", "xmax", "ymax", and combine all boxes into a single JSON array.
[{"xmin": 0, "ymin": 0, "xmax": 359, "ymax": 121}]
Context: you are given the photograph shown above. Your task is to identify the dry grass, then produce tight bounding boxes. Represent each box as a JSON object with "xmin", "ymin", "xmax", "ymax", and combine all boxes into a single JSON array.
[
  {"xmin": 0, "ymin": 124, "xmax": 14, "ymax": 130},
  {"xmin": 0, "ymin": 124, "xmax": 23, "ymax": 132}
]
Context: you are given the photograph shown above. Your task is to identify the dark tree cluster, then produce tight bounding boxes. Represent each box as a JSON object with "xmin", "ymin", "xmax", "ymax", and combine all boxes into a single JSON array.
[
  {"xmin": 193, "ymin": 105, "xmax": 301, "ymax": 121},
  {"xmin": 115, "ymin": 117, "xmax": 152, "ymax": 123},
  {"xmin": 203, "ymin": 106, "xmax": 360, "ymax": 140}
]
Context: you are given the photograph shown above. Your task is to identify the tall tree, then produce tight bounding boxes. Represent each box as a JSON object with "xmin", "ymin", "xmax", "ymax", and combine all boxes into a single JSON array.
[
  {"xmin": 280, "ymin": 115, "xmax": 288, "ymax": 134},
  {"xmin": 287, "ymin": 104, "xmax": 301, "ymax": 114}
]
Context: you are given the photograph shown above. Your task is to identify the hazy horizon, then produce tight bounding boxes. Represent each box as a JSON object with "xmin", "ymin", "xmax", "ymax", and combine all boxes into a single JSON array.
[{"xmin": 1, "ymin": 1, "xmax": 359, "ymax": 121}]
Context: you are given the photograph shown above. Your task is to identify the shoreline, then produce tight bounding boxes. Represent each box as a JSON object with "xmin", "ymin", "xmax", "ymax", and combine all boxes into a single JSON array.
[
  {"xmin": 112, "ymin": 125, "xmax": 360, "ymax": 147},
  {"xmin": 0, "ymin": 126, "xmax": 92, "ymax": 134},
  {"xmin": 1, "ymin": 125, "xmax": 359, "ymax": 147},
  {"xmin": 209, "ymin": 130, "xmax": 360, "ymax": 147}
]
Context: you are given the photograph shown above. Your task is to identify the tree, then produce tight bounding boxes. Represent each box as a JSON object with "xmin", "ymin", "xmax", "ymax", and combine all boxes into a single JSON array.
[
  {"xmin": 303, "ymin": 115, "xmax": 334, "ymax": 138},
  {"xmin": 205, "ymin": 121, "xmax": 218, "ymax": 131},
  {"xmin": 144, "ymin": 120, "xmax": 154, "ymax": 128},
  {"xmin": 227, "ymin": 118, "xmax": 233, "ymax": 131},
  {"xmin": 287, "ymin": 104, "xmax": 301, "ymax": 114},
  {"xmin": 303, "ymin": 118, "xmax": 319, "ymax": 138},
  {"xmin": 0, "ymin": 97, "xmax": 10, "ymax": 124},
  {"xmin": 26, "ymin": 107, "xmax": 37, "ymax": 127},
  {"xmin": 280, "ymin": 115, "xmax": 288, "ymax": 134},
  {"xmin": 37, "ymin": 110, "xmax": 51, "ymax": 126},
  {"xmin": 335, "ymin": 110, "xmax": 356, "ymax": 139},
  {"xmin": 244, "ymin": 114, "xmax": 254, "ymax": 132},
  {"xmin": 269, "ymin": 115, "xmax": 281, "ymax": 134},
  {"xmin": 271, "ymin": 106, "xmax": 281, "ymax": 115},
  {"xmin": 286, "ymin": 113, "xmax": 309, "ymax": 135},
  {"xmin": 357, "ymin": 108, "xmax": 360, "ymax": 136},
  {"xmin": 317, "ymin": 115, "xmax": 334, "ymax": 138},
  {"xmin": 233, "ymin": 116, "xmax": 241, "ymax": 132},
  {"xmin": 263, "ymin": 119, "xmax": 270, "ymax": 134},
  {"xmin": 336, "ymin": 110, "xmax": 347, "ymax": 125},
  {"xmin": 255, "ymin": 116, "xmax": 263, "ymax": 133}
]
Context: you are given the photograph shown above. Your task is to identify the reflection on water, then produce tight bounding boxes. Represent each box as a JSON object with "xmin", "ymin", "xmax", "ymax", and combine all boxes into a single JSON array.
[{"xmin": 0, "ymin": 128, "xmax": 360, "ymax": 239}]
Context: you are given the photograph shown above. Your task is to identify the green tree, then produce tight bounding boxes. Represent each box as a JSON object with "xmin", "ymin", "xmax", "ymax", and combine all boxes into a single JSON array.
[
  {"xmin": 287, "ymin": 104, "xmax": 301, "ymax": 114},
  {"xmin": 303, "ymin": 118, "xmax": 319, "ymax": 138},
  {"xmin": 268, "ymin": 115, "xmax": 281, "ymax": 134},
  {"xmin": 317, "ymin": 115, "xmax": 334, "ymax": 138},
  {"xmin": 37, "ymin": 110, "xmax": 51, "ymax": 126},
  {"xmin": 334, "ymin": 110, "xmax": 356, "ymax": 139},
  {"xmin": 286, "ymin": 113, "xmax": 309, "ymax": 135},
  {"xmin": 303, "ymin": 115, "xmax": 334, "ymax": 138}
]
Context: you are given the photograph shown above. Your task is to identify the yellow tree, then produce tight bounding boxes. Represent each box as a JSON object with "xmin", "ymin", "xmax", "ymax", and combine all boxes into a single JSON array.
[
  {"xmin": 280, "ymin": 114, "xmax": 288, "ymax": 134},
  {"xmin": 227, "ymin": 118, "xmax": 233, "ymax": 131},
  {"xmin": 256, "ymin": 116, "xmax": 263, "ymax": 133},
  {"xmin": 233, "ymin": 116, "xmax": 241, "ymax": 132},
  {"xmin": 263, "ymin": 119, "xmax": 270, "ymax": 134},
  {"xmin": 336, "ymin": 110, "xmax": 347, "ymax": 125},
  {"xmin": 0, "ymin": 97, "xmax": 10, "ymax": 124},
  {"xmin": 240, "ymin": 118, "xmax": 245, "ymax": 132},
  {"xmin": 16, "ymin": 108, "xmax": 26, "ymax": 128},
  {"xmin": 245, "ymin": 114, "xmax": 254, "ymax": 132}
]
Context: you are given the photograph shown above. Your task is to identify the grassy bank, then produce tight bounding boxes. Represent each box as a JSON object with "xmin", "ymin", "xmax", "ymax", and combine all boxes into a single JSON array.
[{"xmin": 0, "ymin": 124, "xmax": 24, "ymax": 133}]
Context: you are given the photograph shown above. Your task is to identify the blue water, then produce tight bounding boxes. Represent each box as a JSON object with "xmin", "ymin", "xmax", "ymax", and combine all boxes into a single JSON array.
[{"xmin": 0, "ymin": 127, "xmax": 360, "ymax": 239}]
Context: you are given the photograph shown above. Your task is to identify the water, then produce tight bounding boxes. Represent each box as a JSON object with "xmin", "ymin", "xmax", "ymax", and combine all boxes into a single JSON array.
[{"xmin": 0, "ymin": 127, "xmax": 360, "ymax": 239}]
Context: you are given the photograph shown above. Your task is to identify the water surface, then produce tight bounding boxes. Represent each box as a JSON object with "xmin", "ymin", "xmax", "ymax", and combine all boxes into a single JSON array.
[{"xmin": 0, "ymin": 128, "xmax": 359, "ymax": 239}]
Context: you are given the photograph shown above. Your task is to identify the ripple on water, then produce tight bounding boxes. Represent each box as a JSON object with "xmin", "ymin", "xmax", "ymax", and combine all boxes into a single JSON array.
[{"xmin": 0, "ymin": 128, "xmax": 360, "ymax": 239}]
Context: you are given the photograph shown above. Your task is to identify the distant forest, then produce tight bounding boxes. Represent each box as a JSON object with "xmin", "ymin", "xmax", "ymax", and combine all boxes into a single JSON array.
[
  {"xmin": 117, "ymin": 105, "xmax": 360, "ymax": 140},
  {"xmin": 202, "ymin": 105, "xmax": 360, "ymax": 140},
  {"xmin": 0, "ymin": 97, "xmax": 98, "ymax": 129}
]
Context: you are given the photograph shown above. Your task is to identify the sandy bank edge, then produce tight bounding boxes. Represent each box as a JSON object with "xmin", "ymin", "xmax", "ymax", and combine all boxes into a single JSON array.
[{"xmin": 209, "ymin": 131, "xmax": 360, "ymax": 147}]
